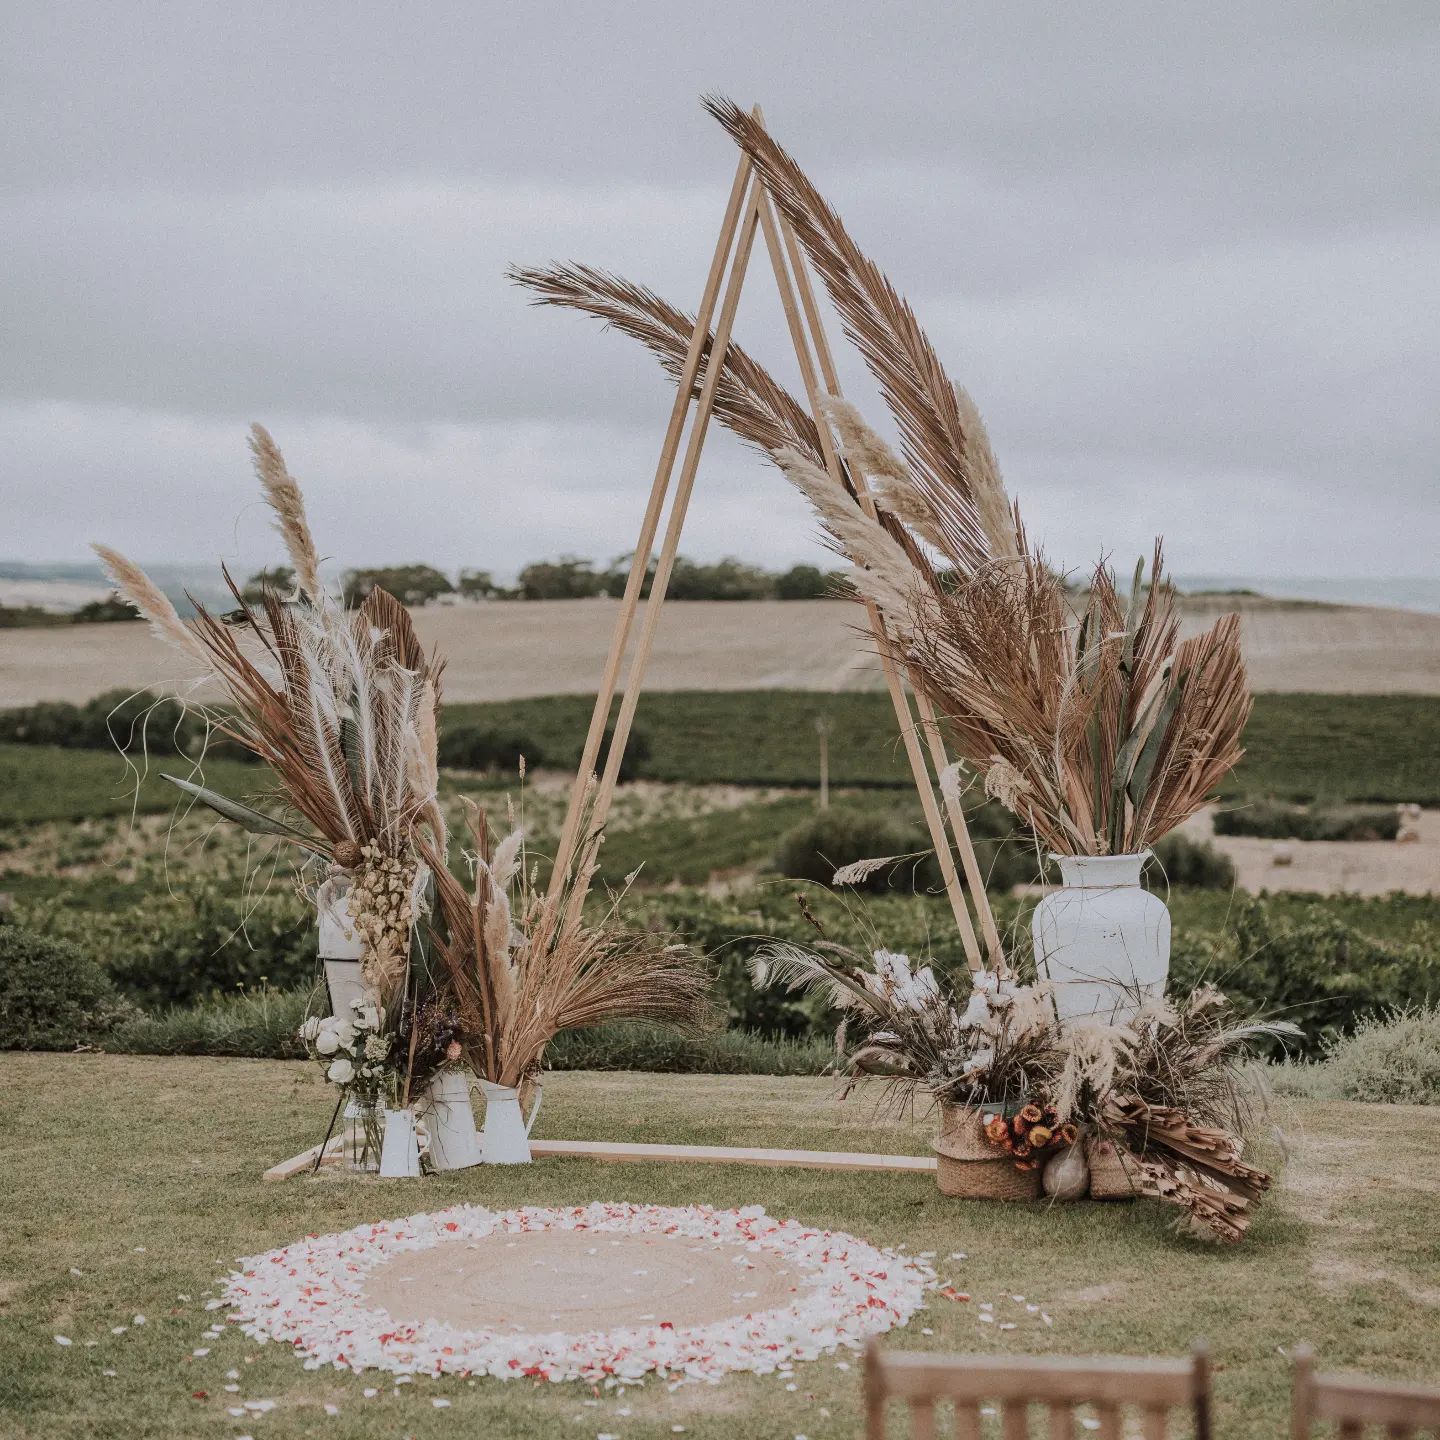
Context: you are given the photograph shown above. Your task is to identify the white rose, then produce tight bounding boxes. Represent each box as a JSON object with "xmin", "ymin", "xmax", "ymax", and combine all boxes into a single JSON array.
[
  {"xmin": 326, "ymin": 1057, "xmax": 355, "ymax": 1085},
  {"xmin": 356, "ymin": 1005, "xmax": 380, "ymax": 1030},
  {"xmin": 331, "ymin": 1021, "xmax": 356, "ymax": 1050},
  {"xmin": 298, "ymin": 1017, "xmax": 321, "ymax": 1042},
  {"xmin": 314, "ymin": 1028, "xmax": 341, "ymax": 1056}
]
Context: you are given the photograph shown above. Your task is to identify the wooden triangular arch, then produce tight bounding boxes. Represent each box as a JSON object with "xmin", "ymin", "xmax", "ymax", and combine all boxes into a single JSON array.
[{"xmin": 550, "ymin": 109, "xmax": 1003, "ymax": 974}]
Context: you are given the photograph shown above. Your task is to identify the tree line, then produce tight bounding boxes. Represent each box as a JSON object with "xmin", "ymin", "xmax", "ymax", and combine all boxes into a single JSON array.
[{"xmin": 239, "ymin": 555, "xmax": 850, "ymax": 607}]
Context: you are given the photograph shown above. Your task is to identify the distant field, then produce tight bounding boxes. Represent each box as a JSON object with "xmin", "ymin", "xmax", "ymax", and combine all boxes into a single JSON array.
[
  {"xmin": 0, "ymin": 744, "xmax": 269, "ymax": 825},
  {"xmin": 448, "ymin": 690, "xmax": 1440, "ymax": 804},
  {"xmin": 3, "ymin": 689, "xmax": 1437, "ymax": 831},
  {"xmin": 5, "ymin": 594, "xmax": 1440, "ymax": 706}
]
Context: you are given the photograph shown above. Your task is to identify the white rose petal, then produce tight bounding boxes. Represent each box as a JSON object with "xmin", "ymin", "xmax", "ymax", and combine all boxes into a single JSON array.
[{"xmin": 326, "ymin": 1058, "xmax": 355, "ymax": 1085}]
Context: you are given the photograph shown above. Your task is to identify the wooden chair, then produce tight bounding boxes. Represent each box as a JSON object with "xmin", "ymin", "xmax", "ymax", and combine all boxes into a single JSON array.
[
  {"xmin": 1292, "ymin": 1346, "xmax": 1440, "ymax": 1439},
  {"xmin": 863, "ymin": 1340, "xmax": 1212, "ymax": 1440}
]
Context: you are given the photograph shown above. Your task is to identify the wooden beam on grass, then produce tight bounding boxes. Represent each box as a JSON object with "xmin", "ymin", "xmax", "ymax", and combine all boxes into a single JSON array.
[{"xmin": 265, "ymin": 1136, "xmax": 938, "ymax": 1179}]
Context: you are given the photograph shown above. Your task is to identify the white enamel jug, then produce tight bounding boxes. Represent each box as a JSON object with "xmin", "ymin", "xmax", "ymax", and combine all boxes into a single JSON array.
[
  {"xmin": 478, "ymin": 1079, "xmax": 542, "ymax": 1164},
  {"xmin": 419, "ymin": 1070, "xmax": 483, "ymax": 1171},
  {"xmin": 378, "ymin": 1107, "xmax": 421, "ymax": 1178}
]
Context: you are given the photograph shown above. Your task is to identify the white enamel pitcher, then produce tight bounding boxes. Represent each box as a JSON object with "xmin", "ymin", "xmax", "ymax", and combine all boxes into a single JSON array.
[
  {"xmin": 418, "ymin": 1070, "xmax": 483, "ymax": 1171},
  {"xmin": 378, "ymin": 1107, "xmax": 421, "ymax": 1178},
  {"xmin": 478, "ymin": 1079, "xmax": 542, "ymax": 1164}
]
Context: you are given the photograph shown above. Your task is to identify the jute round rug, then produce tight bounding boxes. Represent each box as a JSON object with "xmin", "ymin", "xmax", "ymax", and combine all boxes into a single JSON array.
[{"xmin": 222, "ymin": 1202, "xmax": 934, "ymax": 1385}]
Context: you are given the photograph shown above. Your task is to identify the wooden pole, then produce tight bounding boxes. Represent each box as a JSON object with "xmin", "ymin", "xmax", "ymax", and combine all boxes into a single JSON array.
[
  {"xmin": 549, "ymin": 104, "xmax": 1002, "ymax": 975},
  {"xmin": 913, "ymin": 691, "xmax": 1006, "ymax": 968},
  {"xmin": 756, "ymin": 185, "xmax": 982, "ymax": 972},
  {"xmin": 816, "ymin": 715, "xmax": 830, "ymax": 810},
  {"xmin": 772, "ymin": 203, "xmax": 1003, "ymax": 971},
  {"xmin": 547, "ymin": 141, "xmax": 757, "ymax": 899},
  {"xmin": 564, "ymin": 169, "xmax": 767, "ymax": 920}
]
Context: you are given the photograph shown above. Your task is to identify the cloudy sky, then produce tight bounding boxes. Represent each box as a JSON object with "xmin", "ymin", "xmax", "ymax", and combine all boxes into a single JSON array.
[{"xmin": 3, "ymin": 2, "xmax": 1437, "ymax": 583}]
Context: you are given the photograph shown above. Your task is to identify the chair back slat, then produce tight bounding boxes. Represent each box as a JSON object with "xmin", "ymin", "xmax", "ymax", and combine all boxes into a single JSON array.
[
  {"xmin": 1048, "ymin": 1402, "xmax": 1074, "ymax": 1440},
  {"xmin": 864, "ymin": 1343, "xmax": 1210, "ymax": 1440},
  {"xmin": 1293, "ymin": 1347, "xmax": 1440, "ymax": 1439},
  {"xmin": 911, "ymin": 1399, "xmax": 937, "ymax": 1440},
  {"xmin": 1096, "ymin": 1402, "xmax": 1122, "ymax": 1440},
  {"xmin": 953, "ymin": 1400, "xmax": 982, "ymax": 1440}
]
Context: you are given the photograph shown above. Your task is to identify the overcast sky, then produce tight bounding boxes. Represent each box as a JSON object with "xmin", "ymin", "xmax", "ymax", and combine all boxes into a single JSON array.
[{"xmin": 3, "ymin": 2, "xmax": 1437, "ymax": 583}]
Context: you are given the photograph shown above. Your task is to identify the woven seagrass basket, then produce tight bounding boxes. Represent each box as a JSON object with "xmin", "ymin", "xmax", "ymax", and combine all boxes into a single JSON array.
[
  {"xmin": 933, "ymin": 1104, "xmax": 1041, "ymax": 1202},
  {"xmin": 1085, "ymin": 1134, "xmax": 1141, "ymax": 1200}
]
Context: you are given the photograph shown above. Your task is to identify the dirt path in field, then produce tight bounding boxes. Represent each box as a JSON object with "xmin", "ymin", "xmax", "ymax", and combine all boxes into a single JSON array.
[
  {"xmin": 4, "ymin": 595, "xmax": 1440, "ymax": 705},
  {"xmin": 1180, "ymin": 806, "xmax": 1440, "ymax": 897}
]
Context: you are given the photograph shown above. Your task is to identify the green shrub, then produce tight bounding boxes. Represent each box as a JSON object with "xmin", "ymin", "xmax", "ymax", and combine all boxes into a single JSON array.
[
  {"xmin": 1144, "ymin": 833, "xmax": 1236, "ymax": 890},
  {"xmin": 1319, "ymin": 1005, "xmax": 1440, "ymax": 1104},
  {"xmin": 1166, "ymin": 895, "xmax": 1440, "ymax": 1056},
  {"xmin": 1213, "ymin": 800, "xmax": 1399, "ymax": 841},
  {"xmin": 108, "ymin": 984, "xmax": 310, "ymax": 1059},
  {"xmin": 775, "ymin": 809, "xmax": 936, "ymax": 892},
  {"xmin": 773, "ymin": 801, "xmax": 1041, "ymax": 896},
  {"xmin": 32, "ymin": 877, "xmax": 315, "ymax": 1008},
  {"xmin": 546, "ymin": 1020, "xmax": 833, "ymax": 1075},
  {"xmin": 0, "ymin": 925, "xmax": 135, "ymax": 1049},
  {"xmin": 0, "ymin": 689, "xmax": 252, "ymax": 763},
  {"xmin": 598, "ymin": 724, "xmax": 651, "ymax": 784},
  {"xmin": 437, "ymin": 724, "xmax": 544, "ymax": 773}
]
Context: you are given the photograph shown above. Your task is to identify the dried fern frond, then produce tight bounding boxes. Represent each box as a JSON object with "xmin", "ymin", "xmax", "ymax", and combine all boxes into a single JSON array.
[{"xmin": 427, "ymin": 807, "xmax": 717, "ymax": 1088}]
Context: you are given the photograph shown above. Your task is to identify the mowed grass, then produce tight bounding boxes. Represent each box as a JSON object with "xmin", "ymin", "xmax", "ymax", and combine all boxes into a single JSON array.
[{"xmin": 3, "ymin": 1054, "xmax": 1439, "ymax": 1440}]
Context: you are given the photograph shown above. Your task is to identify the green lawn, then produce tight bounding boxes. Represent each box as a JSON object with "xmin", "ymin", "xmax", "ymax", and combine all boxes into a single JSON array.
[{"xmin": 3, "ymin": 1055, "xmax": 1438, "ymax": 1440}]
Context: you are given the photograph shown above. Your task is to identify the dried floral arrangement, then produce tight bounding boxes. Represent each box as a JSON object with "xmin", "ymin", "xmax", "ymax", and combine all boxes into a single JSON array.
[
  {"xmin": 94, "ymin": 425, "xmax": 447, "ymax": 872},
  {"xmin": 94, "ymin": 428, "xmax": 459, "ymax": 1115},
  {"xmin": 96, "ymin": 431, "xmax": 713, "ymax": 1130},
  {"xmin": 424, "ymin": 795, "xmax": 716, "ymax": 1091},
  {"xmin": 512, "ymin": 98, "xmax": 1252, "ymax": 857},
  {"xmin": 755, "ymin": 906, "xmax": 1296, "ymax": 1242}
]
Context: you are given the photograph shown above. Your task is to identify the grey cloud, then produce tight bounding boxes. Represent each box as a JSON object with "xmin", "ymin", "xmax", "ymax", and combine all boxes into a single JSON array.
[{"xmin": 2, "ymin": 1, "xmax": 1437, "ymax": 580}]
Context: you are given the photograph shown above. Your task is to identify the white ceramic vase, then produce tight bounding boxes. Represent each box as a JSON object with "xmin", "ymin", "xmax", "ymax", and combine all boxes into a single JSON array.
[
  {"xmin": 317, "ymin": 867, "xmax": 431, "ymax": 1021},
  {"xmin": 1032, "ymin": 852, "xmax": 1170, "ymax": 1025},
  {"xmin": 317, "ymin": 886, "xmax": 365, "ymax": 1021},
  {"xmin": 378, "ymin": 1107, "xmax": 421, "ymax": 1178},
  {"xmin": 478, "ymin": 1079, "xmax": 541, "ymax": 1164},
  {"xmin": 418, "ymin": 1070, "xmax": 483, "ymax": 1171}
]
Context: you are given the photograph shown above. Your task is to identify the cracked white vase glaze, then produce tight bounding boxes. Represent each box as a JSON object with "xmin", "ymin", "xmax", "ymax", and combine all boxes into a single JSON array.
[{"xmin": 1032, "ymin": 852, "xmax": 1170, "ymax": 1024}]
